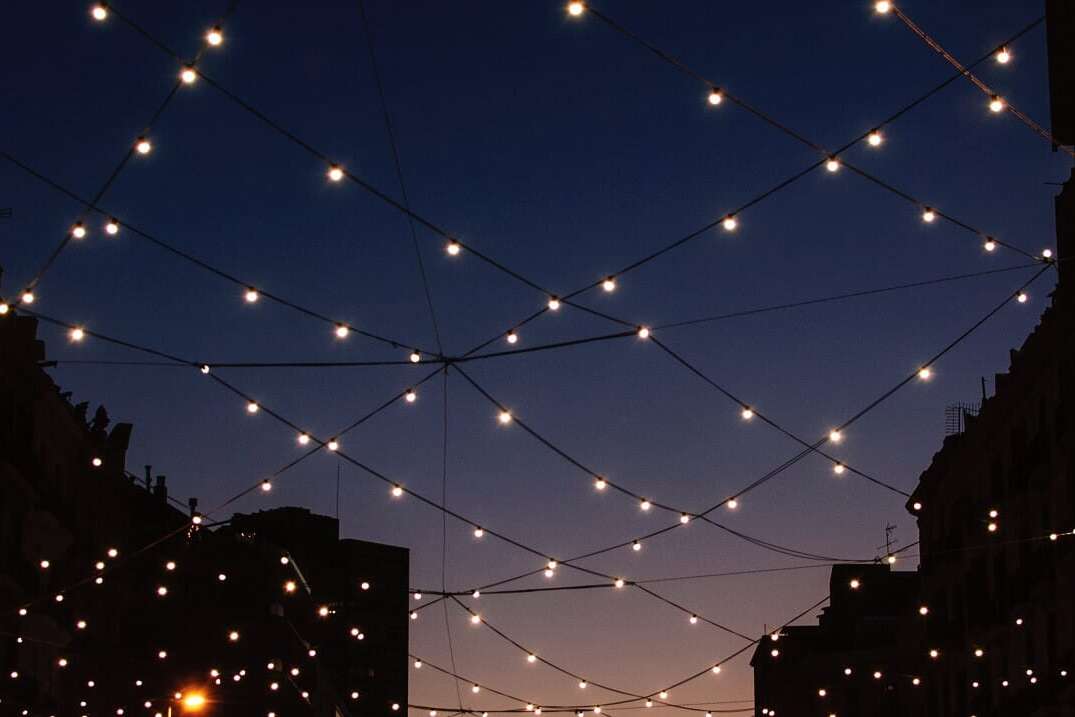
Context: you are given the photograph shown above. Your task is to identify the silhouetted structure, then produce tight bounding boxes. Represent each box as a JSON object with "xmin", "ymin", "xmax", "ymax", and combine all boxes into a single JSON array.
[
  {"xmin": 1047, "ymin": 0, "xmax": 1075, "ymax": 147},
  {"xmin": 0, "ymin": 315, "xmax": 408, "ymax": 716},
  {"xmin": 750, "ymin": 564, "xmax": 923, "ymax": 716}
]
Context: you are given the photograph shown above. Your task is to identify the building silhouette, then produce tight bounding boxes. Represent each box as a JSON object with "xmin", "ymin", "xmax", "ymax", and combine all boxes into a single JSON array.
[{"xmin": 0, "ymin": 314, "xmax": 408, "ymax": 716}]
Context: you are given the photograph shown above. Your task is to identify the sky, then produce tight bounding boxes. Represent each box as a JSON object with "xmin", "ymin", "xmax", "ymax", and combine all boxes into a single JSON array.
[{"xmin": 0, "ymin": 0, "xmax": 1068, "ymax": 711}]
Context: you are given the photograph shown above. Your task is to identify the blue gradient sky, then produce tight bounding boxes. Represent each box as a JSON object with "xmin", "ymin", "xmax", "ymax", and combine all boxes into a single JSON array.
[{"xmin": 1, "ymin": 0, "xmax": 1066, "ymax": 709}]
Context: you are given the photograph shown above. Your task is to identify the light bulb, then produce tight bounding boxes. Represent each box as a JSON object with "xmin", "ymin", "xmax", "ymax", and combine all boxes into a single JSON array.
[
  {"xmin": 335, "ymin": 324, "xmax": 350, "ymax": 338},
  {"xmin": 912, "ymin": 677, "xmax": 921, "ymax": 685},
  {"xmin": 135, "ymin": 137, "xmax": 152, "ymax": 154},
  {"xmin": 929, "ymin": 649, "xmax": 939, "ymax": 659},
  {"xmin": 91, "ymin": 456, "xmax": 102, "ymax": 467},
  {"xmin": 40, "ymin": 559, "xmax": 50, "ymax": 569},
  {"xmin": 200, "ymin": 364, "xmax": 210, "ymax": 374},
  {"xmin": 446, "ymin": 241, "xmax": 461, "ymax": 256},
  {"xmin": 206, "ymin": 26, "xmax": 223, "ymax": 46},
  {"xmin": 69, "ymin": 327, "xmax": 85, "ymax": 342},
  {"xmin": 874, "ymin": 1, "xmax": 891, "ymax": 13},
  {"xmin": 471, "ymin": 589, "xmax": 479, "ymax": 597},
  {"xmin": 410, "ymin": 610, "xmax": 418, "ymax": 620},
  {"xmin": 473, "ymin": 527, "xmax": 484, "ymax": 538},
  {"xmin": 832, "ymin": 463, "xmax": 845, "ymax": 475},
  {"xmin": 921, "ymin": 208, "xmax": 936, "ymax": 223},
  {"xmin": 472, "ymin": 685, "xmax": 480, "ymax": 694},
  {"xmin": 567, "ymin": 1, "xmax": 585, "ymax": 16},
  {"xmin": 722, "ymin": 215, "xmax": 738, "ymax": 232},
  {"xmin": 849, "ymin": 579, "xmax": 860, "ymax": 589},
  {"xmin": 707, "ymin": 89, "xmax": 723, "ymax": 106},
  {"xmin": 579, "ymin": 680, "xmax": 587, "ymax": 689},
  {"xmin": 244, "ymin": 288, "xmax": 259, "ymax": 303},
  {"xmin": 918, "ymin": 367, "xmax": 931, "ymax": 380},
  {"xmin": 917, "ymin": 605, "xmax": 929, "ymax": 616},
  {"xmin": 873, "ymin": 671, "xmax": 882, "ymax": 679},
  {"xmin": 105, "ymin": 219, "xmax": 119, "ymax": 235},
  {"xmin": 995, "ymin": 47, "xmax": 1011, "ymax": 64},
  {"xmin": 180, "ymin": 67, "xmax": 197, "ymax": 84},
  {"xmin": 260, "ymin": 479, "xmax": 272, "ymax": 492},
  {"xmin": 989, "ymin": 96, "xmax": 1005, "ymax": 113},
  {"xmin": 984, "ymin": 238, "xmax": 997, "ymax": 252},
  {"xmin": 327, "ymin": 439, "xmax": 339, "ymax": 451},
  {"xmin": 391, "ymin": 485, "xmax": 404, "ymax": 497},
  {"xmin": 843, "ymin": 667, "xmax": 852, "ymax": 676},
  {"xmin": 405, "ymin": 389, "xmax": 417, "ymax": 403},
  {"xmin": 867, "ymin": 130, "xmax": 883, "ymax": 147},
  {"xmin": 637, "ymin": 326, "xmax": 651, "ymax": 339},
  {"xmin": 658, "ymin": 692, "xmax": 668, "ymax": 700},
  {"xmin": 506, "ymin": 331, "xmax": 519, "ymax": 344},
  {"xmin": 689, "ymin": 615, "xmax": 698, "ymax": 624},
  {"xmin": 632, "ymin": 540, "xmax": 641, "ymax": 551},
  {"xmin": 817, "ymin": 689, "xmax": 826, "ymax": 697},
  {"xmin": 727, "ymin": 498, "xmax": 738, "ymax": 510},
  {"xmin": 21, "ymin": 291, "xmax": 34, "ymax": 304},
  {"xmin": 828, "ymin": 429, "xmax": 842, "ymax": 443},
  {"xmin": 825, "ymin": 158, "xmax": 840, "ymax": 173},
  {"xmin": 886, "ymin": 554, "xmax": 896, "ymax": 564},
  {"xmin": 246, "ymin": 401, "xmax": 259, "ymax": 414},
  {"xmin": 602, "ymin": 277, "xmax": 616, "ymax": 292},
  {"xmin": 974, "ymin": 648, "xmax": 984, "ymax": 657},
  {"xmin": 527, "ymin": 654, "xmax": 537, "ymax": 663},
  {"xmin": 327, "ymin": 165, "xmax": 344, "ymax": 181},
  {"xmin": 595, "ymin": 477, "xmax": 607, "ymax": 490},
  {"xmin": 72, "ymin": 222, "xmax": 87, "ymax": 239},
  {"xmin": 91, "ymin": 4, "xmax": 108, "ymax": 21},
  {"xmin": 107, "ymin": 548, "xmax": 119, "ymax": 558},
  {"xmin": 1042, "ymin": 248, "xmax": 1053, "ymax": 259},
  {"xmin": 1017, "ymin": 292, "xmax": 1028, "ymax": 304},
  {"xmin": 548, "ymin": 297, "xmax": 561, "ymax": 311},
  {"xmin": 498, "ymin": 410, "xmax": 512, "ymax": 425},
  {"xmin": 614, "ymin": 578, "xmax": 625, "ymax": 588},
  {"xmin": 987, "ymin": 521, "xmax": 998, "ymax": 532},
  {"xmin": 470, "ymin": 614, "xmax": 481, "ymax": 624},
  {"xmin": 912, "ymin": 501, "xmax": 922, "ymax": 511},
  {"xmin": 640, "ymin": 499, "xmax": 651, "ymax": 511},
  {"xmin": 165, "ymin": 560, "xmax": 176, "ymax": 571},
  {"xmin": 0, "ymin": 303, "xmax": 8, "ymax": 315},
  {"xmin": 679, "ymin": 513, "xmax": 690, "ymax": 524},
  {"xmin": 298, "ymin": 433, "xmax": 310, "ymax": 445},
  {"xmin": 741, "ymin": 407, "xmax": 754, "ymax": 420},
  {"xmin": 988, "ymin": 509, "xmax": 998, "ymax": 518}
]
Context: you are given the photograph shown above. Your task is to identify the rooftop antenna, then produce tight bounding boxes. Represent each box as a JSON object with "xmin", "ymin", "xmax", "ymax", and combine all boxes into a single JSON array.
[{"xmin": 877, "ymin": 523, "xmax": 898, "ymax": 561}]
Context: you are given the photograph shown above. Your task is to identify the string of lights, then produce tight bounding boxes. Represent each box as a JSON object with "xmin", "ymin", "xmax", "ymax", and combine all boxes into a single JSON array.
[
  {"xmin": 566, "ymin": 2, "xmax": 1052, "ymax": 262},
  {"xmin": 20, "ymin": 0, "xmax": 241, "ymax": 295},
  {"xmin": 0, "ymin": 151, "xmax": 439, "ymax": 358},
  {"xmin": 881, "ymin": 3, "xmax": 1074, "ymax": 157}
]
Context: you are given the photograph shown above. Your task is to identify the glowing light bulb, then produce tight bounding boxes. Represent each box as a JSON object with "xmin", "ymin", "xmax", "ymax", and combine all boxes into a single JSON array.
[
  {"xmin": 711, "ymin": 665, "xmax": 721, "ymax": 674},
  {"xmin": 200, "ymin": 364, "xmax": 210, "ymax": 374},
  {"xmin": 1042, "ymin": 248, "xmax": 1053, "ymax": 259},
  {"xmin": 297, "ymin": 433, "xmax": 311, "ymax": 445},
  {"xmin": 260, "ymin": 479, "xmax": 272, "ymax": 492},
  {"xmin": 91, "ymin": 457, "xmax": 102, "ymax": 467},
  {"xmin": 886, "ymin": 554, "xmax": 897, "ymax": 564},
  {"xmin": 327, "ymin": 439, "xmax": 339, "ymax": 451},
  {"xmin": 567, "ymin": 2, "xmax": 585, "ymax": 16},
  {"xmin": 0, "ymin": 303, "xmax": 8, "ymax": 315},
  {"xmin": 105, "ymin": 219, "xmax": 119, "ymax": 235},
  {"xmin": 527, "ymin": 654, "xmax": 537, "ymax": 663},
  {"xmin": 849, "ymin": 579, "xmax": 860, "ymax": 589},
  {"xmin": 912, "ymin": 501, "xmax": 922, "ymax": 511},
  {"xmin": 727, "ymin": 498, "xmax": 739, "ymax": 510},
  {"xmin": 689, "ymin": 615, "xmax": 698, "ymax": 624},
  {"xmin": 335, "ymin": 324, "xmax": 350, "ymax": 338},
  {"xmin": 579, "ymin": 680, "xmax": 588, "ymax": 689},
  {"xmin": 246, "ymin": 401, "xmax": 259, "ymax": 414},
  {"xmin": 921, "ymin": 208, "xmax": 936, "ymax": 223},
  {"xmin": 984, "ymin": 238, "xmax": 997, "ymax": 252},
  {"xmin": 640, "ymin": 499, "xmax": 651, "ymax": 511},
  {"xmin": 328, "ymin": 165, "xmax": 344, "ymax": 181},
  {"xmin": 918, "ymin": 367, "xmax": 931, "ymax": 380},
  {"xmin": 158, "ymin": 650, "xmax": 167, "ymax": 659},
  {"xmin": 91, "ymin": 4, "xmax": 108, "ymax": 21},
  {"xmin": 135, "ymin": 137, "xmax": 152, "ymax": 154},
  {"xmin": 594, "ymin": 477, "xmax": 607, "ymax": 490},
  {"xmin": 817, "ymin": 689, "xmax": 826, "ymax": 697},
  {"xmin": 410, "ymin": 611, "xmax": 418, "ymax": 620},
  {"xmin": 58, "ymin": 658, "xmax": 68, "ymax": 667},
  {"xmin": 414, "ymin": 592, "xmax": 422, "ymax": 600},
  {"xmin": 658, "ymin": 692, "xmax": 668, "ymax": 700},
  {"xmin": 988, "ymin": 509, "xmax": 998, "ymax": 518},
  {"xmin": 874, "ymin": 1, "xmax": 892, "ymax": 13},
  {"xmin": 446, "ymin": 241, "xmax": 461, "ymax": 256},
  {"xmin": 72, "ymin": 222, "xmax": 87, "ymax": 239},
  {"xmin": 867, "ymin": 130, "xmax": 883, "ymax": 147},
  {"xmin": 989, "ymin": 96, "xmax": 1005, "ymax": 113},
  {"xmin": 974, "ymin": 648, "xmax": 984, "ymax": 657},
  {"xmin": 988, "ymin": 521, "xmax": 998, "ymax": 532},
  {"xmin": 548, "ymin": 297, "xmax": 561, "ymax": 311},
  {"xmin": 741, "ymin": 407, "xmax": 754, "ymax": 420},
  {"xmin": 217, "ymin": 572, "xmax": 226, "ymax": 580},
  {"xmin": 206, "ymin": 26, "xmax": 223, "ymax": 46},
  {"xmin": 632, "ymin": 540, "xmax": 641, "ymax": 551},
  {"xmin": 828, "ymin": 429, "xmax": 842, "ymax": 443},
  {"xmin": 391, "ymin": 485, "xmax": 404, "ymax": 497},
  {"xmin": 470, "ymin": 613, "xmax": 481, "ymax": 624},
  {"xmin": 471, "ymin": 589, "xmax": 479, "ymax": 597},
  {"xmin": 506, "ymin": 331, "xmax": 519, "ymax": 344},
  {"xmin": 843, "ymin": 667, "xmax": 852, "ymax": 676},
  {"xmin": 637, "ymin": 326, "xmax": 651, "ymax": 339},
  {"xmin": 707, "ymin": 88, "xmax": 723, "ymax": 106},
  {"xmin": 40, "ymin": 559, "xmax": 50, "ymax": 569},
  {"xmin": 547, "ymin": 560, "xmax": 558, "ymax": 570},
  {"xmin": 614, "ymin": 578, "xmax": 625, "ymax": 588},
  {"xmin": 165, "ymin": 561, "xmax": 176, "ymax": 571},
  {"xmin": 498, "ymin": 410, "xmax": 512, "ymax": 425},
  {"xmin": 69, "ymin": 327, "xmax": 85, "ymax": 342},
  {"xmin": 410, "ymin": 351, "xmax": 421, "ymax": 363},
  {"xmin": 912, "ymin": 677, "xmax": 920, "ymax": 685},
  {"xmin": 107, "ymin": 548, "xmax": 119, "ymax": 558},
  {"xmin": 602, "ymin": 277, "xmax": 616, "ymax": 292},
  {"xmin": 473, "ymin": 527, "xmax": 484, "ymax": 538},
  {"xmin": 825, "ymin": 158, "xmax": 841, "ymax": 173},
  {"xmin": 995, "ymin": 47, "xmax": 1011, "ymax": 64},
  {"xmin": 180, "ymin": 67, "xmax": 197, "ymax": 84},
  {"xmin": 873, "ymin": 671, "xmax": 882, "ymax": 679},
  {"xmin": 21, "ymin": 291, "xmax": 34, "ymax": 304},
  {"xmin": 472, "ymin": 685, "xmax": 480, "ymax": 694},
  {"xmin": 722, "ymin": 215, "xmax": 738, "ymax": 232},
  {"xmin": 244, "ymin": 288, "xmax": 259, "ymax": 303},
  {"xmin": 679, "ymin": 513, "xmax": 690, "ymax": 524},
  {"xmin": 284, "ymin": 580, "xmax": 296, "ymax": 593},
  {"xmin": 929, "ymin": 649, "xmax": 939, "ymax": 659},
  {"xmin": 1017, "ymin": 292, "xmax": 1028, "ymax": 304},
  {"xmin": 405, "ymin": 389, "xmax": 417, "ymax": 403},
  {"xmin": 1051, "ymin": 533, "xmax": 1059, "ymax": 541},
  {"xmin": 832, "ymin": 463, "xmax": 845, "ymax": 475}
]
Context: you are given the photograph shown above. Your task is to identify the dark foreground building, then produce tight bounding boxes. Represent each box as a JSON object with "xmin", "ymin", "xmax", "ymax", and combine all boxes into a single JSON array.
[
  {"xmin": 0, "ymin": 314, "xmax": 408, "ymax": 716},
  {"xmin": 750, "ymin": 564, "xmax": 924, "ymax": 717}
]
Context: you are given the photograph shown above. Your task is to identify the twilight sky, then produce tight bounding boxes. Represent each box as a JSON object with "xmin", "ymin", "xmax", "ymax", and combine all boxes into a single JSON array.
[{"xmin": 1, "ymin": 0, "xmax": 1067, "ymax": 711}]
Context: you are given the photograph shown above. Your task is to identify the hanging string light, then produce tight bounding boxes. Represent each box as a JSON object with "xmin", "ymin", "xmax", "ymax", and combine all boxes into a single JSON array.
[
  {"xmin": 180, "ymin": 67, "xmax": 197, "ymax": 84},
  {"xmin": 244, "ymin": 288, "xmax": 259, "ymax": 303},
  {"xmin": 567, "ymin": 2, "xmax": 585, "ymax": 17},
  {"xmin": 71, "ymin": 222, "xmax": 87, "ymax": 239},
  {"xmin": 206, "ymin": 26, "xmax": 223, "ymax": 46},
  {"xmin": 707, "ymin": 88, "xmax": 723, "ymax": 106},
  {"xmin": 722, "ymin": 215, "xmax": 738, "ymax": 232},
  {"xmin": 446, "ymin": 241, "xmax": 461, "ymax": 256},
  {"xmin": 91, "ymin": 4, "xmax": 108, "ymax": 21},
  {"xmin": 989, "ymin": 95, "xmax": 1006, "ymax": 113},
  {"xmin": 327, "ymin": 165, "xmax": 344, "ymax": 182},
  {"xmin": 135, "ymin": 137, "xmax": 152, "ymax": 155},
  {"xmin": 867, "ymin": 130, "xmax": 884, "ymax": 147},
  {"xmin": 105, "ymin": 218, "xmax": 120, "ymax": 235}
]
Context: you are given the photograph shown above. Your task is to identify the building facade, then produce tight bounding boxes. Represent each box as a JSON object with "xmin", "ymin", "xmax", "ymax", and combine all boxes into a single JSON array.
[{"xmin": 0, "ymin": 314, "xmax": 408, "ymax": 716}]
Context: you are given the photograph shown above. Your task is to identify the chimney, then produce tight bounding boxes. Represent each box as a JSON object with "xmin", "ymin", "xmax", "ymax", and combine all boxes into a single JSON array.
[
  {"xmin": 153, "ymin": 475, "xmax": 168, "ymax": 503},
  {"xmin": 143, "ymin": 465, "xmax": 152, "ymax": 490}
]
